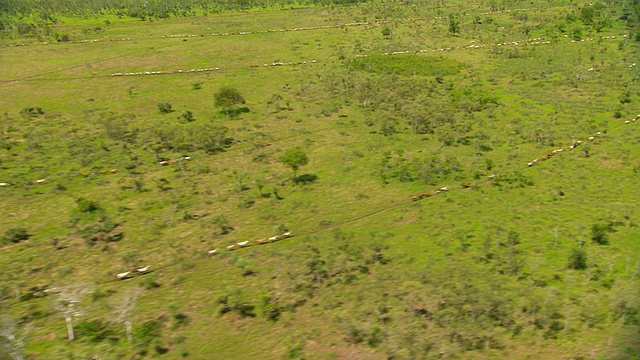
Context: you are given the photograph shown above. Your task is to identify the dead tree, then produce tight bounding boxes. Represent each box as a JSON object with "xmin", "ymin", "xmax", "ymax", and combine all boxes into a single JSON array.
[
  {"xmin": 50, "ymin": 284, "xmax": 94, "ymax": 341},
  {"xmin": 112, "ymin": 288, "xmax": 140, "ymax": 342},
  {"xmin": 0, "ymin": 312, "xmax": 27, "ymax": 360}
]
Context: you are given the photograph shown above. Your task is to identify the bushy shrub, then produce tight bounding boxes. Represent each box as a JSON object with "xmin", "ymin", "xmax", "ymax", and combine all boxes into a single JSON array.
[
  {"xmin": 20, "ymin": 106, "xmax": 44, "ymax": 118},
  {"xmin": 1, "ymin": 228, "xmax": 31, "ymax": 245},
  {"xmin": 591, "ymin": 223, "xmax": 611, "ymax": 245},
  {"xmin": 158, "ymin": 102, "xmax": 173, "ymax": 113},
  {"xmin": 567, "ymin": 248, "xmax": 587, "ymax": 270}
]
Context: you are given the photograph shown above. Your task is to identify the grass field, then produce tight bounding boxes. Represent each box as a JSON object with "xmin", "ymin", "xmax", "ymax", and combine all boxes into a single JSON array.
[{"xmin": 1, "ymin": 1, "xmax": 640, "ymax": 359}]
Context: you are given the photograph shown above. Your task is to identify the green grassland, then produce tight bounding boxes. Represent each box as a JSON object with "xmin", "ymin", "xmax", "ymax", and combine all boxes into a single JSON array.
[{"xmin": 1, "ymin": 1, "xmax": 640, "ymax": 359}]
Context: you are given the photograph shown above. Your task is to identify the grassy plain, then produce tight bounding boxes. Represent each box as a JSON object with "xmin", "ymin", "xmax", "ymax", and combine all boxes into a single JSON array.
[{"xmin": 1, "ymin": 1, "xmax": 640, "ymax": 359}]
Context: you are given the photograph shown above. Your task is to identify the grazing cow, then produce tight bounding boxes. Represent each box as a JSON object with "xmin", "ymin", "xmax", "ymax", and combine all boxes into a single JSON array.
[
  {"xmin": 116, "ymin": 271, "xmax": 132, "ymax": 280},
  {"xmin": 109, "ymin": 169, "xmax": 117, "ymax": 173},
  {"xmin": 423, "ymin": 192, "xmax": 432, "ymax": 198},
  {"xmin": 134, "ymin": 265, "xmax": 151, "ymax": 273},
  {"xmin": 588, "ymin": 136, "xmax": 596, "ymax": 141},
  {"xmin": 488, "ymin": 174, "xmax": 497, "ymax": 178},
  {"xmin": 281, "ymin": 232, "xmax": 293, "ymax": 238},
  {"xmin": 439, "ymin": 186, "xmax": 448, "ymax": 191},
  {"xmin": 208, "ymin": 249, "xmax": 218, "ymax": 255},
  {"xmin": 626, "ymin": 120, "xmax": 631, "ymax": 124},
  {"xmin": 256, "ymin": 238, "xmax": 268, "ymax": 244},
  {"xmin": 411, "ymin": 195, "xmax": 420, "ymax": 201},
  {"xmin": 81, "ymin": 172, "xmax": 91, "ymax": 177},
  {"xmin": 0, "ymin": 183, "xmax": 10, "ymax": 187},
  {"xmin": 35, "ymin": 179, "xmax": 46, "ymax": 183},
  {"xmin": 569, "ymin": 141, "xmax": 582, "ymax": 150},
  {"xmin": 237, "ymin": 241, "xmax": 249, "ymax": 247},
  {"xmin": 99, "ymin": 170, "xmax": 107, "ymax": 175},
  {"xmin": 226, "ymin": 244, "xmax": 237, "ymax": 251},
  {"xmin": 527, "ymin": 162, "xmax": 534, "ymax": 167},
  {"xmin": 268, "ymin": 236, "xmax": 278, "ymax": 242},
  {"xmin": 158, "ymin": 161, "xmax": 170, "ymax": 166},
  {"xmin": 462, "ymin": 183, "xmax": 471, "ymax": 188}
]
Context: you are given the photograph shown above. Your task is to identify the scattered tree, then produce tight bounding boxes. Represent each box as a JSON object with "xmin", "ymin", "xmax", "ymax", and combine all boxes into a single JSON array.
[
  {"xmin": 381, "ymin": 26, "xmax": 392, "ymax": 38},
  {"xmin": 157, "ymin": 102, "xmax": 173, "ymax": 114},
  {"xmin": 568, "ymin": 248, "xmax": 588, "ymax": 270},
  {"xmin": 178, "ymin": 110, "xmax": 195, "ymax": 123},
  {"xmin": 448, "ymin": 13, "xmax": 460, "ymax": 35},
  {"xmin": 1, "ymin": 228, "xmax": 30, "ymax": 245},
  {"xmin": 214, "ymin": 86, "xmax": 246, "ymax": 116},
  {"xmin": 278, "ymin": 147, "xmax": 309, "ymax": 180},
  {"xmin": 591, "ymin": 223, "xmax": 610, "ymax": 245}
]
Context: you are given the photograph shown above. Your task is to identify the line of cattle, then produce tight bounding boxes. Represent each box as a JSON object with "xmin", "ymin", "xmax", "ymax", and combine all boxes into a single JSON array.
[
  {"xmin": 207, "ymin": 231, "xmax": 294, "ymax": 256},
  {"xmin": 3, "ymin": 8, "xmax": 542, "ymax": 48},
  {"xmin": 110, "ymin": 60, "xmax": 320, "ymax": 77},
  {"xmin": 107, "ymin": 112, "xmax": 637, "ymax": 280},
  {"xmin": 527, "ymin": 114, "xmax": 640, "ymax": 167},
  {"xmin": 112, "ymin": 33, "xmax": 623, "ymax": 77},
  {"xmin": 116, "ymin": 265, "xmax": 151, "ymax": 280},
  {"xmin": 412, "ymin": 115, "xmax": 640, "ymax": 200},
  {"xmin": 158, "ymin": 156, "xmax": 191, "ymax": 166}
]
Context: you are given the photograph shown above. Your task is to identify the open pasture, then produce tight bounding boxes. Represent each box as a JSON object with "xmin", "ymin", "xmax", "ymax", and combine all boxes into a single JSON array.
[{"xmin": 1, "ymin": 1, "xmax": 640, "ymax": 359}]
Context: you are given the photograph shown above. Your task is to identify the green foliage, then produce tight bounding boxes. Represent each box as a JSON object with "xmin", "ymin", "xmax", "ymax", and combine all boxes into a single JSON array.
[
  {"xmin": 178, "ymin": 110, "xmax": 195, "ymax": 123},
  {"xmin": 3, "ymin": 2, "xmax": 640, "ymax": 359},
  {"xmin": 76, "ymin": 198, "xmax": 101, "ymax": 213},
  {"xmin": 381, "ymin": 26, "xmax": 392, "ymax": 38},
  {"xmin": 278, "ymin": 147, "xmax": 309, "ymax": 178},
  {"xmin": 157, "ymin": 102, "xmax": 173, "ymax": 114},
  {"xmin": 1, "ymin": 227, "xmax": 30, "ymax": 245},
  {"xmin": 214, "ymin": 86, "xmax": 246, "ymax": 114},
  {"xmin": 20, "ymin": 106, "xmax": 44, "ymax": 118},
  {"xmin": 449, "ymin": 13, "xmax": 461, "ymax": 34},
  {"xmin": 76, "ymin": 321, "xmax": 117, "ymax": 344},
  {"xmin": 591, "ymin": 222, "xmax": 612, "ymax": 245},
  {"xmin": 348, "ymin": 55, "xmax": 467, "ymax": 77},
  {"xmin": 134, "ymin": 318, "xmax": 164, "ymax": 345},
  {"xmin": 567, "ymin": 248, "xmax": 588, "ymax": 270},
  {"xmin": 171, "ymin": 313, "xmax": 190, "ymax": 330}
]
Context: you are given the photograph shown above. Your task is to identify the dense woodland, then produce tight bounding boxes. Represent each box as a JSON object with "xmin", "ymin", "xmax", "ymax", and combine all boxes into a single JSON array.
[{"xmin": 1, "ymin": 0, "xmax": 640, "ymax": 359}]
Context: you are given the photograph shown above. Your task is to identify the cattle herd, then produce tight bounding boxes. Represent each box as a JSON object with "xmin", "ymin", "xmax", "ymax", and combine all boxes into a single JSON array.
[
  {"xmin": 528, "ymin": 114, "xmax": 639, "ymax": 167},
  {"xmin": 116, "ymin": 265, "xmax": 151, "ymax": 280}
]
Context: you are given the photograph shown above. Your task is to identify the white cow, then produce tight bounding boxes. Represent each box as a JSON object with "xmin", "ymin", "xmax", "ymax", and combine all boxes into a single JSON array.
[
  {"xmin": 134, "ymin": 266, "xmax": 151, "ymax": 273},
  {"xmin": 116, "ymin": 271, "xmax": 132, "ymax": 280}
]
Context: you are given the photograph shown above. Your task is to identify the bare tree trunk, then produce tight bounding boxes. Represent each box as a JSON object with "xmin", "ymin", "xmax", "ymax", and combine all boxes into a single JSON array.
[
  {"xmin": 125, "ymin": 321, "xmax": 132, "ymax": 342},
  {"xmin": 65, "ymin": 316, "xmax": 74, "ymax": 341}
]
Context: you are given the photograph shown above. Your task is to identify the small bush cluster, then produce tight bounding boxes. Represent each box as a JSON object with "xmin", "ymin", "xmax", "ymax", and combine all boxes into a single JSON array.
[{"xmin": 1, "ymin": 228, "xmax": 31, "ymax": 245}]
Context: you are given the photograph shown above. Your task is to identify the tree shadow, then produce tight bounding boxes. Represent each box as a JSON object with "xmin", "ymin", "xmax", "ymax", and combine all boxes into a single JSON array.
[
  {"xmin": 220, "ymin": 107, "xmax": 250, "ymax": 118},
  {"xmin": 294, "ymin": 174, "xmax": 318, "ymax": 185}
]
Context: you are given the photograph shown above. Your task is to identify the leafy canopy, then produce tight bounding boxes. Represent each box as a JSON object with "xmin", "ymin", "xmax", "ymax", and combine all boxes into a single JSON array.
[
  {"xmin": 214, "ymin": 86, "xmax": 246, "ymax": 110},
  {"xmin": 279, "ymin": 148, "xmax": 309, "ymax": 173}
]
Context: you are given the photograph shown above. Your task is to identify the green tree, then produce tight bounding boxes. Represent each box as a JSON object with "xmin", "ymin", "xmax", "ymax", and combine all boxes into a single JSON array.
[
  {"xmin": 381, "ymin": 26, "xmax": 392, "ymax": 39},
  {"xmin": 157, "ymin": 102, "xmax": 173, "ymax": 114},
  {"xmin": 278, "ymin": 148, "xmax": 309, "ymax": 180},
  {"xmin": 591, "ymin": 223, "xmax": 610, "ymax": 245},
  {"xmin": 1, "ymin": 228, "xmax": 30, "ymax": 245},
  {"xmin": 448, "ymin": 13, "xmax": 460, "ymax": 35},
  {"xmin": 214, "ymin": 86, "xmax": 246, "ymax": 117},
  {"xmin": 568, "ymin": 248, "xmax": 588, "ymax": 270}
]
